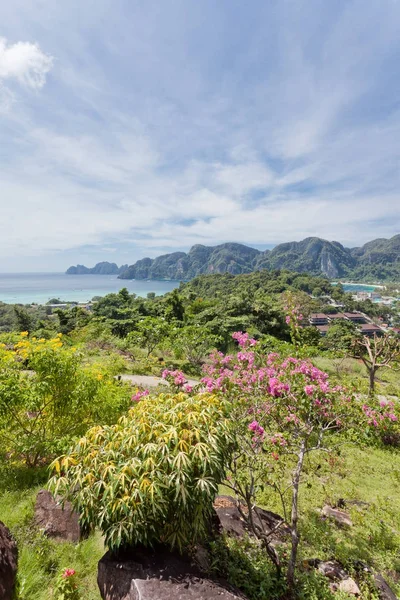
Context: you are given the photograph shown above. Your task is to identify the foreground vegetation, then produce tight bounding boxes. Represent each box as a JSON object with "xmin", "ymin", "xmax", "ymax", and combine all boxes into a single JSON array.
[{"xmin": 1, "ymin": 269, "xmax": 399, "ymax": 599}]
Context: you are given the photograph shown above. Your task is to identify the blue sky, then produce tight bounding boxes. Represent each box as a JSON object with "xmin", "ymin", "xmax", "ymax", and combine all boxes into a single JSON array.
[{"xmin": 0, "ymin": 0, "xmax": 399, "ymax": 272}]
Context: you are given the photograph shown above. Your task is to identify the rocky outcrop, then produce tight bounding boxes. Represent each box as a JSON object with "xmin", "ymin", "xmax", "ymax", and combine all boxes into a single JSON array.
[
  {"xmin": 305, "ymin": 559, "xmax": 360, "ymax": 596},
  {"xmin": 66, "ymin": 262, "xmax": 128, "ymax": 275},
  {"xmin": 0, "ymin": 521, "xmax": 18, "ymax": 600},
  {"xmin": 321, "ymin": 505, "xmax": 353, "ymax": 527},
  {"xmin": 373, "ymin": 574, "xmax": 398, "ymax": 600},
  {"xmin": 213, "ymin": 495, "xmax": 289, "ymax": 543},
  {"xmin": 97, "ymin": 546, "xmax": 247, "ymax": 600},
  {"xmin": 34, "ymin": 489, "xmax": 81, "ymax": 542}
]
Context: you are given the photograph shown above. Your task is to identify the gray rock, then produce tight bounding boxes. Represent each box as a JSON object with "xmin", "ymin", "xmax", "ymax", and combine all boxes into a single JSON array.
[
  {"xmin": 34, "ymin": 489, "xmax": 81, "ymax": 542},
  {"xmin": 213, "ymin": 495, "xmax": 289, "ymax": 542},
  {"xmin": 373, "ymin": 574, "xmax": 398, "ymax": 600},
  {"xmin": 321, "ymin": 505, "xmax": 353, "ymax": 527},
  {"xmin": 97, "ymin": 547, "xmax": 247, "ymax": 600},
  {"xmin": 0, "ymin": 521, "xmax": 18, "ymax": 600},
  {"xmin": 317, "ymin": 560, "xmax": 349, "ymax": 581},
  {"xmin": 337, "ymin": 577, "xmax": 361, "ymax": 596}
]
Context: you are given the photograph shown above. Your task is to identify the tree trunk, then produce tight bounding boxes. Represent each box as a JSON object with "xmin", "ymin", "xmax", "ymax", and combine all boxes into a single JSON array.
[
  {"xmin": 287, "ymin": 439, "xmax": 306, "ymax": 590},
  {"xmin": 368, "ymin": 366, "xmax": 377, "ymax": 396}
]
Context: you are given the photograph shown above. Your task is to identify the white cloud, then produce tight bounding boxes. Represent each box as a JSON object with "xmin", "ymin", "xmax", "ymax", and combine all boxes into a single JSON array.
[
  {"xmin": 0, "ymin": 37, "xmax": 53, "ymax": 89},
  {"xmin": 0, "ymin": 0, "xmax": 399, "ymax": 271}
]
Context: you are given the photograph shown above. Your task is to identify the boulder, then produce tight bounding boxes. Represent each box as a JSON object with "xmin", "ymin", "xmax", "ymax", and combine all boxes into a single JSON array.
[
  {"xmin": 337, "ymin": 577, "xmax": 361, "ymax": 596},
  {"xmin": 213, "ymin": 495, "xmax": 289, "ymax": 542},
  {"xmin": 317, "ymin": 560, "xmax": 349, "ymax": 581},
  {"xmin": 98, "ymin": 547, "xmax": 247, "ymax": 600},
  {"xmin": 34, "ymin": 489, "xmax": 81, "ymax": 542},
  {"xmin": 321, "ymin": 505, "xmax": 353, "ymax": 527},
  {"xmin": 0, "ymin": 521, "xmax": 18, "ymax": 600},
  {"xmin": 373, "ymin": 574, "xmax": 398, "ymax": 600}
]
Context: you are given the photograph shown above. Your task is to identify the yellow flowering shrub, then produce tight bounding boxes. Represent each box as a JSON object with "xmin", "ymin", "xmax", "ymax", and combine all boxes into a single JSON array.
[{"xmin": 0, "ymin": 333, "xmax": 131, "ymax": 467}]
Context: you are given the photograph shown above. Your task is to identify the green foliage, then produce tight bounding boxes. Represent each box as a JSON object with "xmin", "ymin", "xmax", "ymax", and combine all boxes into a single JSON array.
[
  {"xmin": 209, "ymin": 535, "xmax": 286, "ymax": 600},
  {"xmin": 0, "ymin": 334, "xmax": 131, "ymax": 466},
  {"xmin": 14, "ymin": 306, "xmax": 33, "ymax": 332},
  {"xmin": 127, "ymin": 316, "xmax": 171, "ymax": 356},
  {"xmin": 321, "ymin": 320, "xmax": 360, "ymax": 352},
  {"xmin": 171, "ymin": 324, "xmax": 220, "ymax": 369},
  {"xmin": 50, "ymin": 392, "xmax": 233, "ymax": 552}
]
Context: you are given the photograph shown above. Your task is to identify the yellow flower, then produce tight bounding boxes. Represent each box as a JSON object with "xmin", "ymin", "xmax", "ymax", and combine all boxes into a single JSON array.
[
  {"xmin": 20, "ymin": 331, "xmax": 28, "ymax": 337},
  {"xmin": 97, "ymin": 373, "xmax": 103, "ymax": 380}
]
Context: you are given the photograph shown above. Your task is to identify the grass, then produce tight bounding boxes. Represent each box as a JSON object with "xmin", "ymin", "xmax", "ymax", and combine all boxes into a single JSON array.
[
  {"xmin": 0, "ymin": 468, "xmax": 104, "ymax": 600},
  {"xmin": 3, "ymin": 443, "xmax": 400, "ymax": 599},
  {"xmin": 2, "ymin": 351, "xmax": 400, "ymax": 599}
]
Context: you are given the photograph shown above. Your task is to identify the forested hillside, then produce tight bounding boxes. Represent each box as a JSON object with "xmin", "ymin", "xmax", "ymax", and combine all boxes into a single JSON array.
[{"xmin": 68, "ymin": 235, "xmax": 400, "ymax": 282}]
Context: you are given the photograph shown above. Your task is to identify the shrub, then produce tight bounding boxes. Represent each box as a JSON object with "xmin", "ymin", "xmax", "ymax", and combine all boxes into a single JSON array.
[
  {"xmin": 50, "ymin": 392, "xmax": 233, "ymax": 552},
  {"xmin": 0, "ymin": 333, "xmax": 131, "ymax": 466}
]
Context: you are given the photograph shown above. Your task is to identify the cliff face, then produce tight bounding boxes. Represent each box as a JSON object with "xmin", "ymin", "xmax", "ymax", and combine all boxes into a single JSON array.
[
  {"xmin": 118, "ymin": 243, "xmax": 262, "ymax": 280},
  {"xmin": 260, "ymin": 238, "xmax": 355, "ymax": 278},
  {"xmin": 67, "ymin": 235, "xmax": 400, "ymax": 281}
]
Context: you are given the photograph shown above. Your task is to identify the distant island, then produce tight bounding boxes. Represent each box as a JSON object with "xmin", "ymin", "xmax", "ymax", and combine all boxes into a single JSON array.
[
  {"xmin": 66, "ymin": 234, "xmax": 400, "ymax": 282},
  {"xmin": 66, "ymin": 262, "xmax": 128, "ymax": 275}
]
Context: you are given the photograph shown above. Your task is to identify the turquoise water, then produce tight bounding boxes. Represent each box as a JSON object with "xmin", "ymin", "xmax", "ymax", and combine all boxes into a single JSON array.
[
  {"xmin": 0, "ymin": 273, "xmax": 180, "ymax": 305},
  {"xmin": 337, "ymin": 283, "xmax": 379, "ymax": 293}
]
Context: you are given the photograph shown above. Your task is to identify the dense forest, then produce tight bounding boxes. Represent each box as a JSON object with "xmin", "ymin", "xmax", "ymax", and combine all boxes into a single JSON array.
[{"xmin": 1, "ymin": 269, "xmax": 400, "ymax": 600}]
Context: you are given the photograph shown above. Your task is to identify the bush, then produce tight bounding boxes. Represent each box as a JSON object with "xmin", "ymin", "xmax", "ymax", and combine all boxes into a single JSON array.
[
  {"xmin": 50, "ymin": 392, "xmax": 233, "ymax": 552},
  {"xmin": 0, "ymin": 333, "xmax": 131, "ymax": 466}
]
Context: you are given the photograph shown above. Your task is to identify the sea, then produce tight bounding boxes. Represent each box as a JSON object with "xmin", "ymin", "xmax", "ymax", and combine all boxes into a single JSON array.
[
  {"xmin": 338, "ymin": 283, "xmax": 381, "ymax": 293},
  {"xmin": 0, "ymin": 273, "xmax": 180, "ymax": 305}
]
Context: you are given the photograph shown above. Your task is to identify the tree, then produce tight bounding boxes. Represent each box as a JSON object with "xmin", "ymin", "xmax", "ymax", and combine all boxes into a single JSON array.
[
  {"xmin": 14, "ymin": 306, "xmax": 32, "ymax": 333},
  {"xmin": 128, "ymin": 316, "xmax": 171, "ymax": 357},
  {"xmin": 322, "ymin": 320, "xmax": 359, "ymax": 352},
  {"xmin": 171, "ymin": 325, "xmax": 220, "ymax": 369},
  {"xmin": 169, "ymin": 332, "xmax": 355, "ymax": 589},
  {"xmin": 352, "ymin": 333, "xmax": 400, "ymax": 396}
]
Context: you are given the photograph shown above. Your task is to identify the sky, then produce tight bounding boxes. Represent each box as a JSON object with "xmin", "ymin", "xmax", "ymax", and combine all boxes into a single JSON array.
[{"xmin": 0, "ymin": 0, "xmax": 400, "ymax": 272}]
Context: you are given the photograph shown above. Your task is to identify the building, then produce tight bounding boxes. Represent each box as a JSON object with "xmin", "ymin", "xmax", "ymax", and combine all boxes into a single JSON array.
[
  {"xmin": 309, "ymin": 313, "xmax": 329, "ymax": 325},
  {"xmin": 315, "ymin": 325, "xmax": 330, "ymax": 336},
  {"xmin": 358, "ymin": 323, "xmax": 383, "ymax": 337},
  {"xmin": 327, "ymin": 313, "xmax": 346, "ymax": 322},
  {"xmin": 343, "ymin": 312, "xmax": 366, "ymax": 323}
]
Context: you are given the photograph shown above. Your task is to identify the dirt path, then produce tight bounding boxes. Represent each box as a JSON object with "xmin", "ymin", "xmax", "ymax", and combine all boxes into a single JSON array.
[{"xmin": 116, "ymin": 374, "xmax": 199, "ymax": 388}]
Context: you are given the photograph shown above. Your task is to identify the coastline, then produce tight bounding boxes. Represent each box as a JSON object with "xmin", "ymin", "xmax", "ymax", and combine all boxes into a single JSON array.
[{"xmin": 336, "ymin": 281, "xmax": 385, "ymax": 289}]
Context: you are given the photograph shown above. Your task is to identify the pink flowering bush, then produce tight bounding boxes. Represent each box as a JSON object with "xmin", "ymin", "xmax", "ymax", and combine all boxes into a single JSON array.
[
  {"xmin": 197, "ymin": 331, "xmax": 396, "ymax": 586},
  {"xmin": 161, "ymin": 368, "xmax": 196, "ymax": 393},
  {"xmin": 282, "ymin": 291, "xmax": 304, "ymax": 346}
]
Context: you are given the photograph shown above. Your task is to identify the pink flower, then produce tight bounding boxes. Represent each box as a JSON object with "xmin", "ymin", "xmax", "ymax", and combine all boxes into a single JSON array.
[
  {"xmin": 131, "ymin": 389, "xmax": 149, "ymax": 402},
  {"xmin": 248, "ymin": 420, "xmax": 265, "ymax": 437},
  {"xmin": 62, "ymin": 568, "xmax": 76, "ymax": 578},
  {"xmin": 183, "ymin": 384, "xmax": 193, "ymax": 393},
  {"xmin": 285, "ymin": 316, "xmax": 291, "ymax": 325},
  {"xmin": 304, "ymin": 385, "xmax": 314, "ymax": 396}
]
